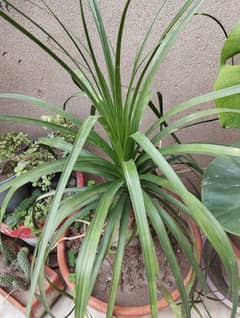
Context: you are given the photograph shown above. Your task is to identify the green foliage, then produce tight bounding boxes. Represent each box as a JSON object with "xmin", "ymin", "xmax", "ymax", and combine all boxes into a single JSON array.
[
  {"xmin": 67, "ymin": 249, "xmax": 77, "ymax": 268},
  {"xmin": 4, "ymin": 190, "xmax": 41, "ymax": 228},
  {"xmin": 202, "ymin": 144, "xmax": 240, "ymax": 235},
  {"xmin": 0, "ymin": 131, "xmax": 56, "ymax": 190},
  {"xmin": 68, "ymin": 273, "xmax": 76, "ymax": 283},
  {"xmin": 17, "ymin": 247, "xmax": 31, "ymax": 283},
  {"xmin": 1, "ymin": 1, "xmax": 240, "ymax": 318},
  {"xmin": 0, "ymin": 241, "xmax": 16, "ymax": 265},
  {"xmin": 0, "ymin": 272, "xmax": 28, "ymax": 290},
  {"xmin": 214, "ymin": 22, "xmax": 240, "ymax": 128},
  {"xmin": 14, "ymin": 142, "xmax": 55, "ymax": 191},
  {"xmin": 4, "ymin": 190, "xmax": 52, "ymax": 235},
  {"xmin": 41, "ymin": 114, "xmax": 76, "ymax": 145},
  {"xmin": 0, "ymin": 245, "xmax": 31, "ymax": 291},
  {"xmin": 0, "ymin": 132, "xmax": 31, "ymax": 175}
]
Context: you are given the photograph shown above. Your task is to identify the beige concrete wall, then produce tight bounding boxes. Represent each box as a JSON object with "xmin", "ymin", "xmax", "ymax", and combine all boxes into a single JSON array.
[{"xmin": 0, "ymin": 0, "xmax": 240, "ymax": 163}]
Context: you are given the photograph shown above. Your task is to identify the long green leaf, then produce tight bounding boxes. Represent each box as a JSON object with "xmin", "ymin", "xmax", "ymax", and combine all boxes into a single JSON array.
[
  {"xmin": 26, "ymin": 116, "xmax": 98, "ymax": 317},
  {"xmin": 122, "ymin": 160, "xmax": 158, "ymax": 318},
  {"xmin": 0, "ymin": 93, "xmax": 82, "ymax": 125},
  {"xmin": 144, "ymin": 192, "xmax": 190, "ymax": 318},
  {"xmin": 129, "ymin": 0, "xmax": 204, "ymax": 132},
  {"xmin": 75, "ymin": 181, "xmax": 122, "ymax": 318},
  {"xmin": 160, "ymin": 143, "xmax": 240, "ymax": 157},
  {"xmin": 0, "ymin": 94, "xmax": 116, "ymax": 161},
  {"xmin": 87, "ymin": 0, "xmax": 115, "ymax": 92},
  {"xmin": 79, "ymin": 0, "xmax": 113, "ymax": 109},
  {"xmin": 90, "ymin": 195, "xmax": 127, "ymax": 292},
  {"xmin": 106, "ymin": 199, "xmax": 130, "ymax": 318},
  {"xmin": 39, "ymin": 0, "xmax": 101, "ymax": 95},
  {"xmin": 147, "ymin": 84, "xmax": 240, "ymax": 135},
  {"xmin": 141, "ymin": 180, "xmax": 206, "ymax": 290},
  {"xmin": 152, "ymin": 107, "xmax": 240, "ymax": 144},
  {"xmin": 0, "ymin": 9, "xmax": 98, "ymax": 105},
  {"xmin": 132, "ymin": 131, "xmax": 239, "ymax": 318}
]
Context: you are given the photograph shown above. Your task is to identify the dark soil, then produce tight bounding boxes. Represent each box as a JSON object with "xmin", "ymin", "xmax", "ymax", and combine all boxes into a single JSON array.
[{"xmin": 66, "ymin": 223, "xmax": 191, "ymax": 307}]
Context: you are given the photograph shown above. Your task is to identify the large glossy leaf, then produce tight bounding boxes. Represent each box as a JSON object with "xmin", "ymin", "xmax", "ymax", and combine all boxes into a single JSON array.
[
  {"xmin": 202, "ymin": 147, "xmax": 240, "ymax": 235},
  {"xmin": 214, "ymin": 22, "xmax": 240, "ymax": 128}
]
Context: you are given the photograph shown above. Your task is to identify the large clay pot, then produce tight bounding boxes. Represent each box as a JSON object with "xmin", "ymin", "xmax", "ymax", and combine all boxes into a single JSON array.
[{"xmin": 57, "ymin": 219, "xmax": 202, "ymax": 317}]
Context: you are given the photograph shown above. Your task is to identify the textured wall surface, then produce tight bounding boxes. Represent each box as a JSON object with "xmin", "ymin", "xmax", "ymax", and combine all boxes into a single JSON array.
[{"xmin": 0, "ymin": 0, "xmax": 240, "ymax": 166}]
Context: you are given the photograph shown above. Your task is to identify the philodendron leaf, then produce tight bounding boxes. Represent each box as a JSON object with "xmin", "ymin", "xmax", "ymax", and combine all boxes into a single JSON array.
[
  {"xmin": 202, "ymin": 145, "xmax": 240, "ymax": 235},
  {"xmin": 214, "ymin": 22, "xmax": 240, "ymax": 128}
]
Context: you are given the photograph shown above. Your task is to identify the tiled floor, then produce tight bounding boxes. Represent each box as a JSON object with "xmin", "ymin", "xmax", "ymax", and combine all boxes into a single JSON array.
[{"xmin": 0, "ymin": 293, "xmax": 238, "ymax": 318}]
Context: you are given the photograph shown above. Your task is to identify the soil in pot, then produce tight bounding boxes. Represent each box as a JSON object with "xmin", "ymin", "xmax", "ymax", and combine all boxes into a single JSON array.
[{"xmin": 65, "ymin": 224, "xmax": 191, "ymax": 307}]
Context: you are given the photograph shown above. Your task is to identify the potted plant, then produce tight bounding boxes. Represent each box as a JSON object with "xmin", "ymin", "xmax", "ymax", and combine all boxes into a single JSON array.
[
  {"xmin": 0, "ymin": 235, "xmax": 64, "ymax": 317},
  {"xmin": 1, "ymin": 1, "xmax": 240, "ymax": 317},
  {"xmin": 56, "ymin": 215, "xmax": 201, "ymax": 317},
  {"xmin": 0, "ymin": 117, "xmax": 84, "ymax": 243},
  {"xmin": 0, "ymin": 131, "xmax": 32, "ymax": 210},
  {"xmin": 200, "ymin": 21, "xmax": 240, "ymax": 311}
]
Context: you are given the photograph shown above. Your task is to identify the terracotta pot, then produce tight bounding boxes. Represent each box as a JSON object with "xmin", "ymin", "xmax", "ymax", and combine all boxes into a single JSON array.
[
  {"xmin": 0, "ymin": 239, "xmax": 64, "ymax": 318},
  {"xmin": 0, "ymin": 171, "xmax": 84, "ymax": 245},
  {"xmin": 57, "ymin": 219, "xmax": 202, "ymax": 317}
]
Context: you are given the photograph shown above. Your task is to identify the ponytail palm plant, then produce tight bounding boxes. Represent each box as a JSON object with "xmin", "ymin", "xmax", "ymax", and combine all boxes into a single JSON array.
[{"xmin": 1, "ymin": 1, "xmax": 240, "ymax": 317}]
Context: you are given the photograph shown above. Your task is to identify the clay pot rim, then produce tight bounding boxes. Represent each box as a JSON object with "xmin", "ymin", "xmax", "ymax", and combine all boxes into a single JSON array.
[{"xmin": 57, "ymin": 217, "xmax": 202, "ymax": 317}]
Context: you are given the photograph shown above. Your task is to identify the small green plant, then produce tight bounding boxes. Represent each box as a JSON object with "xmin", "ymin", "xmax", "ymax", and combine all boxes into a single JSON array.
[
  {"xmin": 4, "ymin": 190, "xmax": 51, "ymax": 235},
  {"xmin": 13, "ymin": 142, "xmax": 56, "ymax": 191},
  {"xmin": 0, "ymin": 131, "xmax": 56, "ymax": 191},
  {"xmin": 67, "ymin": 249, "xmax": 77, "ymax": 268},
  {"xmin": 41, "ymin": 114, "xmax": 76, "ymax": 145},
  {"xmin": 0, "ymin": 132, "xmax": 32, "ymax": 176},
  {"xmin": 0, "ymin": 132, "xmax": 31, "ymax": 161},
  {"xmin": 0, "ymin": 243, "xmax": 31, "ymax": 291}
]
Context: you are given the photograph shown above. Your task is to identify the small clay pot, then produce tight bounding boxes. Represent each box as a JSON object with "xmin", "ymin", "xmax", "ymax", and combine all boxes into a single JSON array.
[{"xmin": 57, "ymin": 219, "xmax": 202, "ymax": 317}]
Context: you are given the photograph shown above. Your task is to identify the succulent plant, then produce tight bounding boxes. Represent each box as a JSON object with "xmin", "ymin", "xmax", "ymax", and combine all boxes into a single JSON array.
[
  {"xmin": 0, "ymin": 131, "xmax": 56, "ymax": 190},
  {"xmin": 0, "ymin": 245, "xmax": 31, "ymax": 291},
  {"xmin": 0, "ymin": 241, "xmax": 16, "ymax": 265},
  {"xmin": 0, "ymin": 272, "xmax": 28, "ymax": 290},
  {"xmin": 17, "ymin": 247, "xmax": 31, "ymax": 283},
  {"xmin": 41, "ymin": 114, "xmax": 76, "ymax": 145}
]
